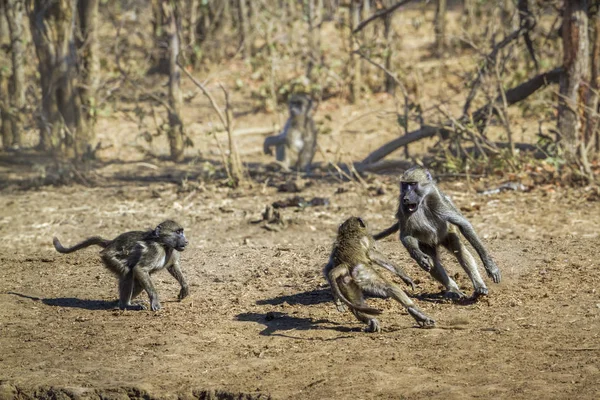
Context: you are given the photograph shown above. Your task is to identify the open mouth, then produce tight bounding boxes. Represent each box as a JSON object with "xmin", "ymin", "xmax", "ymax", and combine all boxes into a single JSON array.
[
  {"xmin": 176, "ymin": 245, "xmax": 187, "ymax": 251},
  {"xmin": 406, "ymin": 203, "xmax": 418, "ymax": 212}
]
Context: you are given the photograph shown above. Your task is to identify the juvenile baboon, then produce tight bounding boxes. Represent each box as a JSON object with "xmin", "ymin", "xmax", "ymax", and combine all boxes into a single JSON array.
[
  {"xmin": 374, "ymin": 166, "xmax": 501, "ymax": 299},
  {"xmin": 263, "ymin": 93, "xmax": 317, "ymax": 172},
  {"xmin": 323, "ymin": 217, "xmax": 435, "ymax": 332},
  {"xmin": 53, "ymin": 220, "xmax": 189, "ymax": 311}
]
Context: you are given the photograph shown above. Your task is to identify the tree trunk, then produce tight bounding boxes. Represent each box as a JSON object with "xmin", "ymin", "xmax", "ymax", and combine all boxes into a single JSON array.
[
  {"xmin": 165, "ymin": 0, "xmax": 185, "ymax": 162},
  {"xmin": 0, "ymin": 72, "xmax": 12, "ymax": 148},
  {"xmin": 238, "ymin": 0, "xmax": 250, "ymax": 60},
  {"xmin": 557, "ymin": 0, "xmax": 589, "ymax": 162},
  {"xmin": 383, "ymin": 0, "xmax": 394, "ymax": 94},
  {"xmin": 0, "ymin": 1, "xmax": 8, "ymax": 45},
  {"xmin": 349, "ymin": 0, "xmax": 361, "ymax": 103},
  {"xmin": 187, "ymin": 0, "xmax": 198, "ymax": 64},
  {"xmin": 587, "ymin": 8, "xmax": 600, "ymax": 153},
  {"xmin": 306, "ymin": 0, "xmax": 320, "ymax": 79},
  {"xmin": 29, "ymin": 0, "xmax": 88, "ymax": 157},
  {"xmin": 76, "ymin": 0, "xmax": 99, "ymax": 149},
  {"xmin": 5, "ymin": 0, "xmax": 25, "ymax": 148},
  {"xmin": 434, "ymin": 0, "xmax": 447, "ymax": 55}
]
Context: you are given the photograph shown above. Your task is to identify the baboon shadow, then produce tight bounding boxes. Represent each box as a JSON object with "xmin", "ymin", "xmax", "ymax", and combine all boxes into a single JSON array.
[
  {"xmin": 414, "ymin": 291, "xmax": 481, "ymax": 306},
  {"xmin": 7, "ymin": 292, "xmax": 116, "ymax": 310},
  {"xmin": 256, "ymin": 288, "xmax": 331, "ymax": 307},
  {"xmin": 236, "ymin": 312, "xmax": 359, "ymax": 338}
]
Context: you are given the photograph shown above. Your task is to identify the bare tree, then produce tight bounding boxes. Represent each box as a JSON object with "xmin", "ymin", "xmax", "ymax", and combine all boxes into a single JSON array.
[
  {"xmin": 557, "ymin": 0, "xmax": 589, "ymax": 164},
  {"xmin": 383, "ymin": 0, "xmax": 394, "ymax": 94},
  {"xmin": 350, "ymin": 0, "xmax": 361, "ymax": 102},
  {"xmin": 29, "ymin": 0, "xmax": 90, "ymax": 157},
  {"xmin": 76, "ymin": 0, "xmax": 99, "ymax": 141},
  {"xmin": 238, "ymin": 0, "xmax": 250, "ymax": 60}
]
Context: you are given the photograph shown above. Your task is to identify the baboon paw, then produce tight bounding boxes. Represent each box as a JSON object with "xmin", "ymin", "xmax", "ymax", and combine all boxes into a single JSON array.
[
  {"xmin": 487, "ymin": 268, "xmax": 501, "ymax": 284},
  {"xmin": 150, "ymin": 301, "xmax": 161, "ymax": 311},
  {"xmin": 443, "ymin": 290, "xmax": 466, "ymax": 301},
  {"xmin": 419, "ymin": 318, "xmax": 436, "ymax": 328},
  {"xmin": 335, "ymin": 304, "xmax": 348, "ymax": 313},
  {"xmin": 365, "ymin": 320, "xmax": 381, "ymax": 333},
  {"xmin": 473, "ymin": 287, "xmax": 489, "ymax": 297},
  {"xmin": 178, "ymin": 286, "xmax": 189, "ymax": 300}
]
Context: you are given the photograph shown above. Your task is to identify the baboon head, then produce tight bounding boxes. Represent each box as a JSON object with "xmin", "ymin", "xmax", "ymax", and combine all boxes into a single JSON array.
[
  {"xmin": 288, "ymin": 93, "xmax": 312, "ymax": 117},
  {"xmin": 153, "ymin": 220, "xmax": 188, "ymax": 251},
  {"xmin": 400, "ymin": 166, "xmax": 434, "ymax": 214},
  {"xmin": 338, "ymin": 216, "xmax": 368, "ymax": 236}
]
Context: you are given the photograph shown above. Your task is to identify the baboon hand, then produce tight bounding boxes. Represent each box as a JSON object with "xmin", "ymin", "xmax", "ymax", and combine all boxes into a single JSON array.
[
  {"xmin": 178, "ymin": 285, "xmax": 189, "ymax": 301},
  {"xmin": 335, "ymin": 302, "xmax": 348, "ymax": 313},
  {"xmin": 485, "ymin": 260, "xmax": 501, "ymax": 283},
  {"xmin": 263, "ymin": 144, "xmax": 273, "ymax": 155},
  {"xmin": 417, "ymin": 253, "xmax": 434, "ymax": 272}
]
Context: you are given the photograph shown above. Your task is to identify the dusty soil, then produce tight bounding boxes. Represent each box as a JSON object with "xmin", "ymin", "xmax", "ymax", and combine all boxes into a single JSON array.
[{"xmin": 0, "ymin": 165, "xmax": 599, "ymax": 399}]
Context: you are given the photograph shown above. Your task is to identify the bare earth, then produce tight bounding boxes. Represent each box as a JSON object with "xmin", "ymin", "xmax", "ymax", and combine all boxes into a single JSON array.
[{"xmin": 0, "ymin": 165, "xmax": 599, "ymax": 399}]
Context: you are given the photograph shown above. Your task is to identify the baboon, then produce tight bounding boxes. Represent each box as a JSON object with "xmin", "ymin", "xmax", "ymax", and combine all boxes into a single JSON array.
[
  {"xmin": 374, "ymin": 166, "xmax": 501, "ymax": 299},
  {"xmin": 53, "ymin": 220, "xmax": 189, "ymax": 311},
  {"xmin": 263, "ymin": 93, "xmax": 317, "ymax": 172},
  {"xmin": 323, "ymin": 216, "xmax": 435, "ymax": 332}
]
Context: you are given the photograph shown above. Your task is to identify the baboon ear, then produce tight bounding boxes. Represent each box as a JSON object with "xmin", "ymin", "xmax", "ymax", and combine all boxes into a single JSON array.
[
  {"xmin": 357, "ymin": 217, "xmax": 366, "ymax": 228},
  {"xmin": 425, "ymin": 169, "xmax": 433, "ymax": 181},
  {"xmin": 152, "ymin": 226, "xmax": 161, "ymax": 238}
]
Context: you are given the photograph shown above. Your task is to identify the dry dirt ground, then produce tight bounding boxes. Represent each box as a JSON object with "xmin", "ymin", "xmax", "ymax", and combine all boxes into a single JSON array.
[{"xmin": 0, "ymin": 164, "xmax": 599, "ymax": 399}]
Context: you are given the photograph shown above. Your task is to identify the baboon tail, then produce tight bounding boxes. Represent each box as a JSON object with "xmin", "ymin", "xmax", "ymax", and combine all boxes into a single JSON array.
[
  {"xmin": 372, "ymin": 222, "xmax": 400, "ymax": 241},
  {"xmin": 53, "ymin": 236, "xmax": 111, "ymax": 254},
  {"xmin": 328, "ymin": 270, "xmax": 382, "ymax": 316}
]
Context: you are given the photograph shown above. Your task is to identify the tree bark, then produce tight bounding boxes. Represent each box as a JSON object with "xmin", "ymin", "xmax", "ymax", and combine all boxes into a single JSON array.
[
  {"xmin": 165, "ymin": 0, "xmax": 185, "ymax": 162},
  {"xmin": 5, "ymin": 0, "xmax": 25, "ymax": 148},
  {"xmin": 587, "ymin": 8, "xmax": 600, "ymax": 153},
  {"xmin": 557, "ymin": 0, "xmax": 589, "ymax": 162},
  {"xmin": 0, "ymin": 1, "xmax": 8, "ymax": 45},
  {"xmin": 383, "ymin": 0, "xmax": 394, "ymax": 94}
]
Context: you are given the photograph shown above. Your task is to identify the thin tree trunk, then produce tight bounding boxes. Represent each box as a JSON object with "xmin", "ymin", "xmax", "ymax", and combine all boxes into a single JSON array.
[
  {"xmin": 306, "ymin": 0, "xmax": 320, "ymax": 79},
  {"xmin": 434, "ymin": 0, "xmax": 447, "ymax": 55},
  {"xmin": 77, "ymin": 0, "xmax": 99, "ymax": 152},
  {"xmin": 0, "ymin": 73, "xmax": 12, "ymax": 148},
  {"xmin": 5, "ymin": 0, "xmax": 25, "ymax": 148},
  {"xmin": 238, "ymin": 0, "xmax": 249, "ymax": 60},
  {"xmin": 557, "ymin": 0, "xmax": 589, "ymax": 162},
  {"xmin": 187, "ymin": 0, "xmax": 198, "ymax": 64},
  {"xmin": 383, "ymin": 0, "xmax": 394, "ymax": 94},
  {"xmin": 350, "ymin": 0, "xmax": 361, "ymax": 102},
  {"xmin": 165, "ymin": 0, "xmax": 185, "ymax": 162}
]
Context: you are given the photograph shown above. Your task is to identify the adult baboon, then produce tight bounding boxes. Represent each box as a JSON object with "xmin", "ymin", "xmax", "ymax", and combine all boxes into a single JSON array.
[
  {"xmin": 263, "ymin": 93, "xmax": 317, "ymax": 172},
  {"xmin": 323, "ymin": 216, "xmax": 435, "ymax": 332},
  {"xmin": 374, "ymin": 166, "xmax": 501, "ymax": 299},
  {"xmin": 53, "ymin": 220, "xmax": 189, "ymax": 311}
]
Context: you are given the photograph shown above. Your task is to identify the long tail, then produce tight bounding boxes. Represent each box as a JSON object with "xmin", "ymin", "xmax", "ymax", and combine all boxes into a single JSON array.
[
  {"xmin": 372, "ymin": 222, "xmax": 399, "ymax": 241},
  {"xmin": 53, "ymin": 236, "xmax": 111, "ymax": 254}
]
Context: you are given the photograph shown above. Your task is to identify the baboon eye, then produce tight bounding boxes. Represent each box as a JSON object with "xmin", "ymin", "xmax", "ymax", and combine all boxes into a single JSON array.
[{"xmin": 357, "ymin": 218, "xmax": 366, "ymax": 228}]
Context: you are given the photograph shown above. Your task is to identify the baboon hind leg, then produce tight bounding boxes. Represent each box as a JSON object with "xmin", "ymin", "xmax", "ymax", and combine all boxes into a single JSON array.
[
  {"xmin": 351, "ymin": 308, "xmax": 381, "ymax": 333},
  {"xmin": 118, "ymin": 273, "xmax": 134, "ymax": 310},
  {"xmin": 352, "ymin": 264, "xmax": 435, "ymax": 328},
  {"xmin": 443, "ymin": 231, "xmax": 488, "ymax": 297},
  {"xmin": 420, "ymin": 244, "xmax": 466, "ymax": 299}
]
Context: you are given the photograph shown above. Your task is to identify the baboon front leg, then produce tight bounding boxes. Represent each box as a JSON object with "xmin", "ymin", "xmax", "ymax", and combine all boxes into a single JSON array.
[
  {"xmin": 401, "ymin": 235, "xmax": 435, "ymax": 272},
  {"xmin": 444, "ymin": 232, "xmax": 488, "ymax": 297},
  {"xmin": 167, "ymin": 261, "xmax": 189, "ymax": 301},
  {"xmin": 132, "ymin": 266, "xmax": 161, "ymax": 311},
  {"xmin": 420, "ymin": 245, "xmax": 466, "ymax": 299},
  {"xmin": 370, "ymin": 249, "xmax": 416, "ymax": 290}
]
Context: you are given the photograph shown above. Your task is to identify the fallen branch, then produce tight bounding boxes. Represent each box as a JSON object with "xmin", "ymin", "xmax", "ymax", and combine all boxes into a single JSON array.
[{"xmin": 356, "ymin": 67, "xmax": 563, "ymax": 168}]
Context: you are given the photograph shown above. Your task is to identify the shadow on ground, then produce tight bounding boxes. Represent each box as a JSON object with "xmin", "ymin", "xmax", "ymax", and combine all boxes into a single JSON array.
[{"xmin": 7, "ymin": 292, "xmax": 116, "ymax": 310}]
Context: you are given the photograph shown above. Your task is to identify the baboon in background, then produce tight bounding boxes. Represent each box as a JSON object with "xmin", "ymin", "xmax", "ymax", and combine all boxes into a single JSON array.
[
  {"xmin": 323, "ymin": 216, "xmax": 435, "ymax": 332},
  {"xmin": 374, "ymin": 166, "xmax": 501, "ymax": 299},
  {"xmin": 53, "ymin": 220, "xmax": 189, "ymax": 311},
  {"xmin": 263, "ymin": 93, "xmax": 318, "ymax": 172}
]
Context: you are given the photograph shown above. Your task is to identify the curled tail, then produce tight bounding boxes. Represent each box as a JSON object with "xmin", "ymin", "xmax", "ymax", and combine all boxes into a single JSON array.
[
  {"xmin": 373, "ymin": 222, "xmax": 399, "ymax": 241},
  {"xmin": 53, "ymin": 236, "xmax": 111, "ymax": 254}
]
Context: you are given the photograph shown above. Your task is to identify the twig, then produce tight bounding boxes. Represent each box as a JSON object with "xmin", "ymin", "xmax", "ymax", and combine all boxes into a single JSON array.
[{"xmin": 353, "ymin": 0, "xmax": 414, "ymax": 34}]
